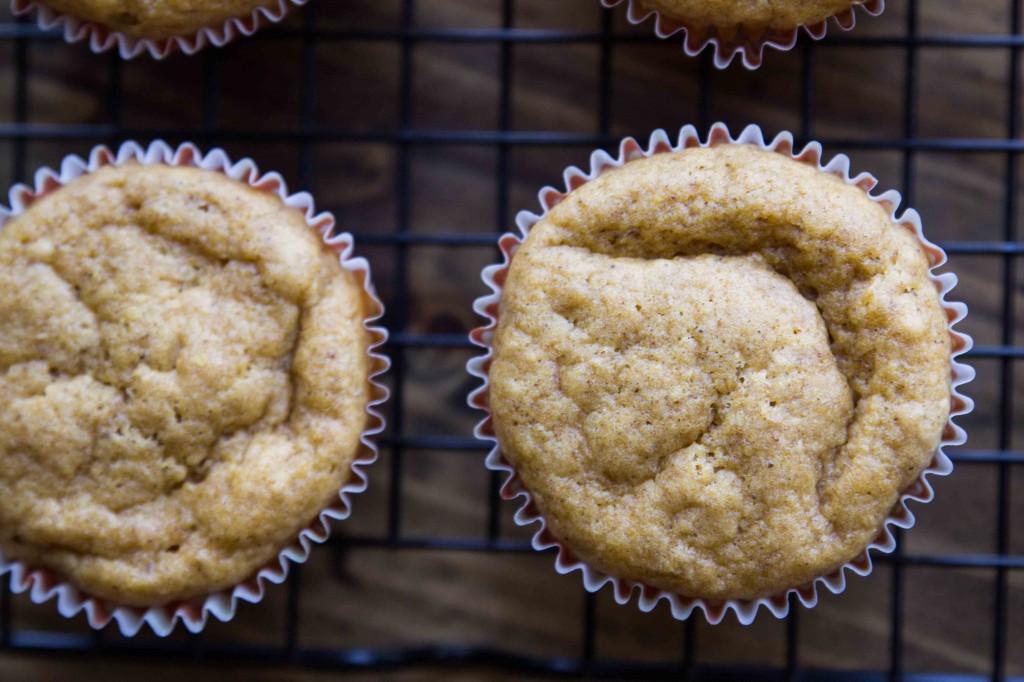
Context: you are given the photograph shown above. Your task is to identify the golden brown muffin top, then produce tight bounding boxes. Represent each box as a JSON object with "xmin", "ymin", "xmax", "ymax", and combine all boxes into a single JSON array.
[
  {"xmin": 490, "ymin": 144, "xmax": 952, "ymax": 601},
  {"xmin": 40, "ymin": 0, "xmax": 278, "ymax": 39},
  {"xmin": 0, "ymin": 164, "xmax": 371, "ymax": 607},
  {"xmin": 638, "ymin": 0, "xmax": 862, "ymax": 30}
]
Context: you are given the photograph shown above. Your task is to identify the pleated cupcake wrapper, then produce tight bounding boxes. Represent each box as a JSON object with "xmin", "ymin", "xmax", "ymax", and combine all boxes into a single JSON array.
[
  {"xmin": 10, "ymin": 0, "xmax": 304, "ymax": 59},
  {"xmin": 467, "ymin": 122, "xmax": 975, "ymax": 625},
  {"xmin": 600, "ymin": 0, "xmax": 885, "ymax": 69},
  {"xmin": 0, "ymin": 140, "xmax": 390, "ymax": 637}
]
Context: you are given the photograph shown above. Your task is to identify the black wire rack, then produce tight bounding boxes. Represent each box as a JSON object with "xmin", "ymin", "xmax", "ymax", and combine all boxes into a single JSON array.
[{"xmin": 0, "ymin": 0, "xmax": 1022, "ymax": 680}]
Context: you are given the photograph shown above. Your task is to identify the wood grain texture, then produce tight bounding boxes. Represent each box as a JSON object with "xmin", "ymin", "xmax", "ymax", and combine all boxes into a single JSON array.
[{"xmin": 0, "ymin": 0, "xmax": 1022, "ymax": 678}]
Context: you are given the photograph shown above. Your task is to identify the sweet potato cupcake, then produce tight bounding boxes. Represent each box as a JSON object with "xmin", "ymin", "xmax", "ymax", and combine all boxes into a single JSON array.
[
  {"xmin": 602, "ymin": 0, "xmax": 884, "ymax": 68},
  {"xmin": 13, "ymin": 0, "xmax": 305, "ymax": 58},
  {"xmin": 0, "ymin": 141, "xmax": 388, "ymax": 635},
  {"xmin": 639, "ymin": 0, "xmax": 865, "ymax": 30},
  {"xmin": 469, "ymin": 124, "xmax": 972, "ymax": 623}
]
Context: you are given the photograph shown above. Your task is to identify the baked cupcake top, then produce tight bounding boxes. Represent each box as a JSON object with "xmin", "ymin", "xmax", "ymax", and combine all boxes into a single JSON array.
[
  {"xmin": 490, "ymin": 144, "xmax": 951, "ymax": 601},
  {"xmin": 39, "ymin": 0, "xmax": 278, "ymax": 39},
  {"xmin": 638, "ymin": 0, "xmax": 862, "ymax": 29},
  {"xmin": 0, "ymin": 164, "xmax": 371, "ymax": 607}
]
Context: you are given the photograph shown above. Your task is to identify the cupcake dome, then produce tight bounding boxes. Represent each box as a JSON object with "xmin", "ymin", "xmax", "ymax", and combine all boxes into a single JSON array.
[
  {"xmin": 37, "ymin": 0, "xmax": 281, "ymax": 39},
  {"xmin": 0, "ymin": 163, "xmax": 372, "ymax": 607},
  {"xmin": 488, "ymin": 143, "xmax": 952, "ymax": 601},
  {"xmin": 636, "ymin": 0, "xmax": 865, "ymax": 29}
]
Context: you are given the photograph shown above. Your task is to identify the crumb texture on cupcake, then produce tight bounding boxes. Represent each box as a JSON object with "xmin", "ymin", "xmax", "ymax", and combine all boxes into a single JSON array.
[
  {"xmin": 0, "ymin": 164, "xmax": 371, "ymax": 606},
  {"xmin": 638, "ymin": 0, "xmax": 863, "ymax": 29},
  {"xmin": 39, "ymin": 0, "xmax": 281, "ymax": 39},
  {"xmin": 490, "ymin": 145, "xmax": 951, "ymax": 601}
]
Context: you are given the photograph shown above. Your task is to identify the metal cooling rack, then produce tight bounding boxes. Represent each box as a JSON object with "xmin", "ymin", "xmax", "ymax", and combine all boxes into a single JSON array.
[{"xmin": 0, "ymin": 0, "xmax": 1022, "ymax": 680}]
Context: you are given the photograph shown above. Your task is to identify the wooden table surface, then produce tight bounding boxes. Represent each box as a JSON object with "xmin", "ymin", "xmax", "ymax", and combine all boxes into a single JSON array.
[{"xmin": 0, "ymin": 0, "xmax": 1022, "ymax": 679}]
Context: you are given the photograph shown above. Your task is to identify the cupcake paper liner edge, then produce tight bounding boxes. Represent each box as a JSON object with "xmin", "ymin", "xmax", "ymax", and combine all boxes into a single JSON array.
[
  {"xmin": 0, "ymin": 140, "xmax": 391, "ymax": 637},
  {"xmin": 467, "ymin": 122, "xmax": 975, "ymax": 625},
  {"xmin": 9, "ymin": 0, "xmax": 306, "ymax": 59},
  {"xmin": 600, "ymin": 0, "xmax": 886, "ymax": 69}
]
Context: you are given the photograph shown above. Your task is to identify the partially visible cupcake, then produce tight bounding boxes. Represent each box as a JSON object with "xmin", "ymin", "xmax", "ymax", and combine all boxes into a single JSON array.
[
  {"xmin": 0, "ymin": 142, "xmax": 388, "ymax": 635},
  {"xmin": 638, "ymin": 0, "xmax": 864, "ymax": 30},
  {"xmin": 12, "ymin": 0, "xmax": 306, "ymax": 58},
  {"xmin": 469, "ymin": 125, "xmax": 973, "ymax": 623},
  {"xmin": 602, "ymin": 0, "xmax": 884, "ymax": 69}
]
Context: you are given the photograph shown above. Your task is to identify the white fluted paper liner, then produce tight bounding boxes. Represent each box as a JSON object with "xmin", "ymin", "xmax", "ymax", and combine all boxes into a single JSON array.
[
  {"xmin": 0, "ymin": 140, "xmax": 390, "ymax": 637},
  {"xmin": 600, "ymin": 0, "xmax": 885, "ymax": 69},
  {"xmin": 10, "ymin": 0, "xmax": 305, "ymax": 59},
  {"xmin": 467, "ymin": 123, "xmax": 975, "ymax": 625}
]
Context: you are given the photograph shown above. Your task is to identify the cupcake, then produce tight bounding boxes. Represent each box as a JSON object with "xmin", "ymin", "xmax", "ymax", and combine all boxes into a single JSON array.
[
  {"xmin": 469, "ymin": 125, "xmax": 972, "ymax": 622},
  {"xmin": 602, "ymin": 0, "xmax": 884, "ymax": 69},
  {"xmin": 0, "ymin": 142, "xmax": 387, "ymax": 634},
  {"xmin": 638, "ymin": 0, "xmax": 866, "ymax": 30},
  {"xmin": 13, "ymin": 0, "xmax": 305, "ymax": 58}
]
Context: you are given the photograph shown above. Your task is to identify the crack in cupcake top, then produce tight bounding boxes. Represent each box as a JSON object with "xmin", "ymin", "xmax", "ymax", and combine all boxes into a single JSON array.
[
  {"xmin": 0, "ymin": 164, "xmax": 371, "ymax": 607},
  {"xmin": 636, "ymin": 0, "xmax": 863, "ymax": 29},
  {"xmin": 489, "ymin": 144, "xmax": 951, "ymax": 601},
  {"xmin": 39, "ymin": 0, "xmax": 281, "ymax": 39}
]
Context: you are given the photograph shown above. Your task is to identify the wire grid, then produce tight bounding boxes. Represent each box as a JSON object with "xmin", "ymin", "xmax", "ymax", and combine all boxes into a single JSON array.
[{"xmin": 0, "ymin": 0, "xmax": 1021, "ymax": 680}]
